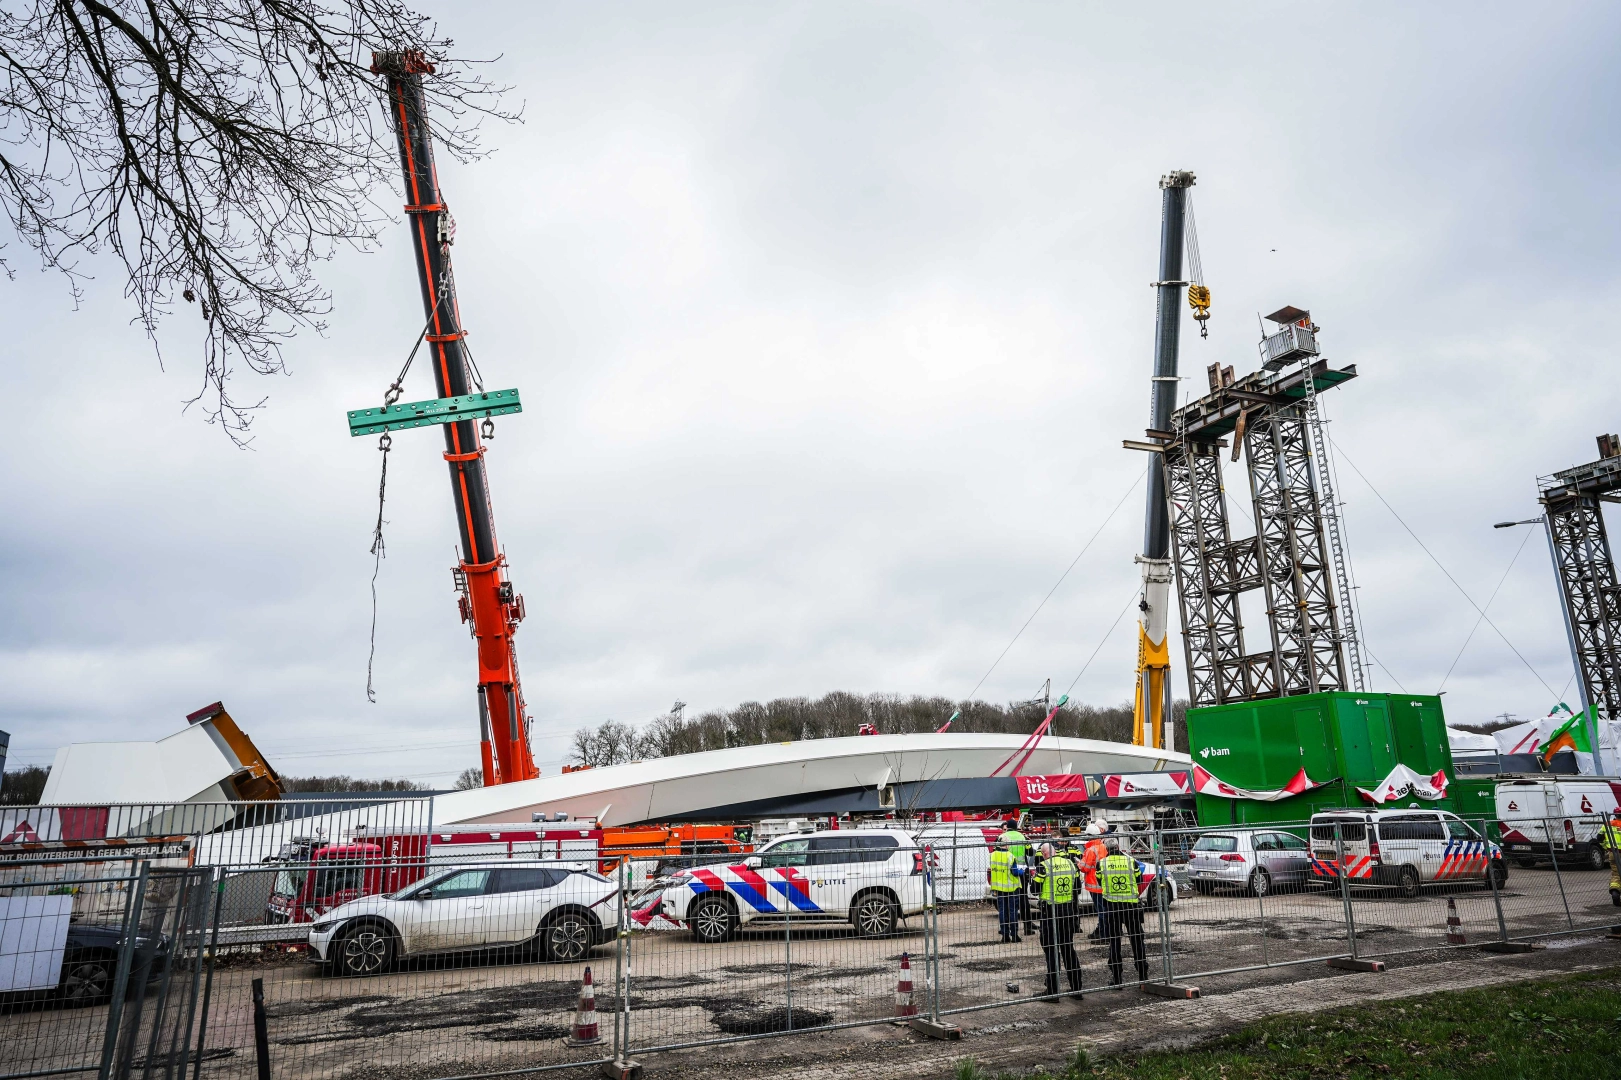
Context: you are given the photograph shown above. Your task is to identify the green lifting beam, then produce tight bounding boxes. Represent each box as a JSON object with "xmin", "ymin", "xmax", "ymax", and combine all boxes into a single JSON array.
[{"xmin": 348, "ymin": 388, "xmax": 522, "ymax": 437}]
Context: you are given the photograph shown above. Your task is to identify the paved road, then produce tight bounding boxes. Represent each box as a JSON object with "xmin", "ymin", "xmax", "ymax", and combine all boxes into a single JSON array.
[{"xmin": 4, "ymin": 864, "xmax": 1616, "ymax": 1080}]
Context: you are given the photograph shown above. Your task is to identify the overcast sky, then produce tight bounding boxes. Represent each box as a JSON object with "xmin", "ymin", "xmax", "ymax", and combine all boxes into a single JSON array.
[{"xmin": 3, "ymin": 3, "xmax": 1617, "ymax": 784}]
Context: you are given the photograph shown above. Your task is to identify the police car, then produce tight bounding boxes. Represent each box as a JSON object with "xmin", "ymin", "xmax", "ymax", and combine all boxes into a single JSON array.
[
  {"xmin": 657, "ymin": 829, "xmax": 931, "ymax": 942},
  {"xmin": 1308, "ymin": 809, "xmax": 1507, "ymax": 897}
]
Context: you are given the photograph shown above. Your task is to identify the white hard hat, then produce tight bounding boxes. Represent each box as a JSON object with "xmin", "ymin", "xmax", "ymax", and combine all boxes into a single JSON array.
[{"xmin": 1085, "ymin": 822, "xmax": 1104, "ymax": 837}]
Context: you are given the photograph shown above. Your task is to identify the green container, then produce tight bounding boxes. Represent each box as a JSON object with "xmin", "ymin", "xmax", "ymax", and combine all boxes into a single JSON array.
[{"xmin": 1187, "ymin": 691, "xmax": 1457, "ymax": 826}]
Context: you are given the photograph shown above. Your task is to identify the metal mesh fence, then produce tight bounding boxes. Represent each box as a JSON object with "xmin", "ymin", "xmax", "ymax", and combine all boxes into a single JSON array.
[{"xmin": 3, "ymin": 802, "xmax": 1619, "ymax": 1079}]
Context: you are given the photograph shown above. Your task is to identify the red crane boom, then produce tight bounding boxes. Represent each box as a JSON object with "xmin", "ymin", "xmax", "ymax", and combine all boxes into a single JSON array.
[{"xmin": 373, "ymin": 52, "xmax": 537, "ymax": 786}]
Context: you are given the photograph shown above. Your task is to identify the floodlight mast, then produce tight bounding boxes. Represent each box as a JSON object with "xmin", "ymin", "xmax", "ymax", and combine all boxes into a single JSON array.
[{"xmin": 374, "ymin": 51, "xmax": 538, "ymax": 786}]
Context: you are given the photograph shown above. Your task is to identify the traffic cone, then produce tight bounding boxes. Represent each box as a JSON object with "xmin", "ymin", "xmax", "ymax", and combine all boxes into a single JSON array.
[
  {"xmin": 565, "ymin": 966, "xmax": 602, "ymax": 1046},
  {"xmin": 893, "ymin": 953, "xmax": 919, "ymax": 1018},
  {"xmin": 1445, "ymin": 897, "xmax": 1467, "ymax": 945}
]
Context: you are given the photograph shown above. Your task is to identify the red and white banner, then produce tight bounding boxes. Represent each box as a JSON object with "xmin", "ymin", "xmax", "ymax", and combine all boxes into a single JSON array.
[
  {"xmin": 1191, "ymin": 765, "xmax": 1329, "ymax": 803},
  {"xmin": 1016, "ymin": 774, "xmax": 1089, "ymax": 805},
  {"xmin": 1355, "ymin": 764, "xmax": 1448, "ymax": 805},
  {"xmin": 1102, "ymin": 772, "xmax": 1190, "ymax": 799}
]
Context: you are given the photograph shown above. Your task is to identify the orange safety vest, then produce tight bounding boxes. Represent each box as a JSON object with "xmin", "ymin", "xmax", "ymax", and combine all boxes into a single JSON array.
[{"xmin": 1081, "ymin": 838, "xmax": 1108, "ymax": 893}]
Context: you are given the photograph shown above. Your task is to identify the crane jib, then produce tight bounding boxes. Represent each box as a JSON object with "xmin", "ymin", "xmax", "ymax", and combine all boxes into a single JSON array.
[
  {"xmin": 347, "ymin": 389, "xmax": 523, "ymax": 438},
  {"xmin": 363, "ymin": 53, "xmax": 540, "ymax": 787}
]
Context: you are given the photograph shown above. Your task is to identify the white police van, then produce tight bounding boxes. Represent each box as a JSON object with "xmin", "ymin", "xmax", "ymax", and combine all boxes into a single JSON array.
[
  {"xmin": 657, "ymin": 828, "xmax": 931, "ymax": 942},
  {"xmin": 1308, "ymin": 808, "xmax": 1506, "ymax": 897}
]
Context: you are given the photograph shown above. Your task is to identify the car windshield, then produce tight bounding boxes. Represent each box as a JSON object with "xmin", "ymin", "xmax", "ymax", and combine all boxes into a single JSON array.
[
  {"xmin": 389, "ymin": 867, "xmax": 462, "ymax": 900},
  {"xmin": 311, "ymin": 859, "xmax": 366, "ymax": 898},
  {"xmin": 1310, "ymin": 819, "xmax": 1366, "ymax": 842},
  {"xmin": 1191, "ymin": 835, "xmax": 1237, "ymax": 852},
  {"xmin": 272, "ymin": 870, "xmax": 301, "ymax": 898}
]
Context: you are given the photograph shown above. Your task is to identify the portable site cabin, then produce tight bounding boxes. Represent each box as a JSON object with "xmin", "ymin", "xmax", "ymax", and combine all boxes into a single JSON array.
[{"xmin": 1185, "ymin": 691, "xmax": 1484, "ymax": 826}]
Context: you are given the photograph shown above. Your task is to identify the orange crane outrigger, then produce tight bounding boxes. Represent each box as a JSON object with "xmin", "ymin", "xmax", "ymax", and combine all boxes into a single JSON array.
[{"xmin": 352, "ymin": 51, "xmax": 537, "ymax": 786}]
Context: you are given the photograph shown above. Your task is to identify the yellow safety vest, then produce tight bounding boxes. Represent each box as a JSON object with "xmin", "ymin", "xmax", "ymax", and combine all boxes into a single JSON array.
[
  {"xmin": 999, "ymin": 829, "xmax": 1027, "ymax": 862},
  {"xmin": 1099, "ymin": 854, "xmax": 1141, "ymax": 903},
  {"xmin": 1605, "ymin": 820, "xmax": 1621, "ymax": 850},
  {"xmin": 988, "ymin": 849, "xmax": 1019, "ymax": 893},
  {"xmin": 1037, "ymin": 855, "xmax": 1076, "ymax": 905}
]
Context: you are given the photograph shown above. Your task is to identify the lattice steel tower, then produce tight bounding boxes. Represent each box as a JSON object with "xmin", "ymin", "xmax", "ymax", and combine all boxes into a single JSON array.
[{"xmin": 1150, "ymin": 308, "xmax": 1360, "ymax": 707}]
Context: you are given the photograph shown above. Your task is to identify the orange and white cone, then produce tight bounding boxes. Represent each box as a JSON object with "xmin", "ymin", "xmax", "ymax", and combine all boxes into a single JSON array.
[
  {"xmin": 1445, "ymin": 897, "xmax": 1467, "ymax": 945},
  {"xmin": 894, "ymin": 953, "xmax": 919, "ymax": 1018},
  {"xmin": 566, "ymin": 966, "xmax": 602, "ymax": 1046}
]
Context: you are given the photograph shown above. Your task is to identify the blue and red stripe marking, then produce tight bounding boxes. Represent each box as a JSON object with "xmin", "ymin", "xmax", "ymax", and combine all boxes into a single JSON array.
[{"xmin": 687, "ymin": 865, "xmax": 823, "ymax": 914}]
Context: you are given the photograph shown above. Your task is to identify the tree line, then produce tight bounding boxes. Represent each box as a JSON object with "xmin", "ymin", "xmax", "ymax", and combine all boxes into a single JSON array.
[{"xmin": 568, "ymin": 692, "xmax": 1189, "ymax": 768}]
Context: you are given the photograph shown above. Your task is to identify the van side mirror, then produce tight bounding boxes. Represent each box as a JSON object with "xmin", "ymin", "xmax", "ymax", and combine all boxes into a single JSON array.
[{"xmin": 744, "ymin": 856, "xmax": 762, "ymax": 869}]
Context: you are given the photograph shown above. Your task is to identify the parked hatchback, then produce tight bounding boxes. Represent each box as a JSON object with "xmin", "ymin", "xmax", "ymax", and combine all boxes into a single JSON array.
[
  {"xmin": 658, "ymin": 829, "xmax": 929, "ymax": 942},
  {"xmin": 1186, "ymin": 829, "xmax": 1311, "ymax": 896},
  {"xmin": 308, "ymin": 863, "xmax": 619, "ymax": 977}
]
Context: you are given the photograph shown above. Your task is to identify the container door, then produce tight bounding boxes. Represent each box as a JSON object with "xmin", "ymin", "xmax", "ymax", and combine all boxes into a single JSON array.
[
  {"xmin": 1363, "ymin": 705, "xmax": 1397, "ymax": 779},
  {"xmin": 1293, "ymin": 707, "xmax": 1332, "ymax": 781}
]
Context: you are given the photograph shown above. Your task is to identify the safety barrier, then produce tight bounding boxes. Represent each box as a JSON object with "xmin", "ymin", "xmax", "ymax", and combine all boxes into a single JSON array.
[{"xmin": 2, "ymin": 806, "xmax": 1617, "ymax": 1079}]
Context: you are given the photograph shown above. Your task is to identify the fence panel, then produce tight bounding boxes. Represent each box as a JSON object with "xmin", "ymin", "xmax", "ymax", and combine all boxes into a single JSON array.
[{"xmin": 623, "ymin": 841, "xmax": 937, "ymax": 1054}]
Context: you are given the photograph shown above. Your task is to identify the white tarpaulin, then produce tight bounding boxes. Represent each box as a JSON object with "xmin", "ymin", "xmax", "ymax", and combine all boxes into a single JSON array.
[
  {"xmin": 1356, "ymin": 764, "xmax": 1449, "ymax": 805},
  {"xmin": 1447, "ymin": 727, "xmax": 1497, "ymax": 753},
  {"xmin": 1191, "ymin": 765, "xmax": 1331, "ymax": 802}
]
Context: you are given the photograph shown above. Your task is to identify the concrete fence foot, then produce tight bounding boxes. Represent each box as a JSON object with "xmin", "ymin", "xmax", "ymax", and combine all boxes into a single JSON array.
[
  {"xmin": 1481, "ymin": 941, "xmax": 1542, "ymax": 953},
  {"xmin": 908, "ymin": 1017, "xmax": 964, "ymax": 1040},
  {"xmin": 1326, "ymin": 957, "xmax": 1385, "ymax": 972},
  {"xmin": 1143, "ymin": 982, "xmax": 1201, "ymax": 999},
  {"xmin": 600, "ymin": 1060, "xmax": 643, "ymax": 1080}
]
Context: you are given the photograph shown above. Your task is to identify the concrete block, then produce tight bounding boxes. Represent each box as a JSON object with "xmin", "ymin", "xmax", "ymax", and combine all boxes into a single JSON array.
[
  {"xmin": 1326, "ymin": 957, "xmax": 1385, "ymax": 972},
  {"xmin": 908, "ymin": 1017, "xmax": 964, "ymax": 1040}
]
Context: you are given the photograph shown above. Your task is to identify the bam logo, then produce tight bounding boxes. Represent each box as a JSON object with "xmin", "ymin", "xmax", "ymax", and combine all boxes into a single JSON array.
[{"xmin": 1197, "ymin": 747, "xmax": 1231, "ymax": 760}]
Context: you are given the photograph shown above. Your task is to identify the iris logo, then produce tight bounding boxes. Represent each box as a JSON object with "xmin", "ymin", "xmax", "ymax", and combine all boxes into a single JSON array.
[{"xmin": 1198, "ymin": 747, "xmax": 1230, "ymax": 759}]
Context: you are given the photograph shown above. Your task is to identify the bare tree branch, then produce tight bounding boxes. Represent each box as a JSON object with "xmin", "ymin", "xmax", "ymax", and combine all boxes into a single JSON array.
[{"xmin": 0, "ymin": 1, "xmax": 514, "ymax": 442}]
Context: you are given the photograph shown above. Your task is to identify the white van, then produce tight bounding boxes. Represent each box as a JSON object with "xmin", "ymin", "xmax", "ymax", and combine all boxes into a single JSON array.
[
  {"xmin": 1308, "ymin": 809, "xmax": 1506, "ymax": 897},
  {"xmin": 1496, "ymin": 779, "xmax": 1619, "ymax": 872},
  {"xmin": 914, "ymin": 823, "xmax": 994, "ymax": 903}
]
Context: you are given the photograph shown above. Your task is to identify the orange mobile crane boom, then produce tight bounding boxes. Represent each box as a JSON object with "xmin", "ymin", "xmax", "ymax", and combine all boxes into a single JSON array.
[{"xmin": 365, "ymin": 51, "xmax": 537, "ymax": 785}]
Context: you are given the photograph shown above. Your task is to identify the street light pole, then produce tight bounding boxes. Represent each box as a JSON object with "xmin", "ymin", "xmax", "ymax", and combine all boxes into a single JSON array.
[{"xmin": 1493, "ymin": 516, "xmax": 1608, "ymax": 775}]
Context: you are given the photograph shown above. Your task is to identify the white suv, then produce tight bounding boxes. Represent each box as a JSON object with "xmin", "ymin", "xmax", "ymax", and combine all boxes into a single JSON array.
[
  {"xmin": 308, "ymin": 863, "xmax": 620, "ymax": 976},
  {"xmin": 657, "ymin": 829, "xmax": 930, "ymax": 942},
  {"xmin": 1308, "ymin": 809, "xmax": 1506, "ymax": 898}
]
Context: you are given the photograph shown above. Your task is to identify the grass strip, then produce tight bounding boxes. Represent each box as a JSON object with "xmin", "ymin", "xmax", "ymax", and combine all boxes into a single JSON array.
[{"xmin": 953, "ymin": 966, "xmax": 1621, "ymax": 1080}]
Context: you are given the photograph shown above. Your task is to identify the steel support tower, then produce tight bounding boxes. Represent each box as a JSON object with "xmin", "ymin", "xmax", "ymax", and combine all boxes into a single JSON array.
[
  {"xmin": 1150, "ymin": 323, "xmax": 1357, "ymax": 707},
  {"xmin": 1537, "ymin": 441, "xmax": 1621, "ymax": 771}
]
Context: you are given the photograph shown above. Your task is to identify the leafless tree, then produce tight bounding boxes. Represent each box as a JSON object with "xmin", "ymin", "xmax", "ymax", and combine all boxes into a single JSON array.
[
  {"xmin": 452, "ymin": 765, "xmax": 482, "ymax": 789},
  {"xmin": 569, "ymin": 720, "xmax": 639, "ymax": 768},
  {"xmin": 0, "ymin": 1, "xmax": 512, "ymax": 441}
]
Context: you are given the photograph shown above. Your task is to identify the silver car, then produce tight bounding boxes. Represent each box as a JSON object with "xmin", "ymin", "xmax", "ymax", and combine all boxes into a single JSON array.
[{"xmin": 1186, "ymin": 829, "xmax": 1311, "ymax": 897}]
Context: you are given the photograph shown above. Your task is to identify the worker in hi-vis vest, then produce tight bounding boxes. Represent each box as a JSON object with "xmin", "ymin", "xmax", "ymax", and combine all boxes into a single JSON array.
[
  {"xmin": 1605, "ymin": 811, "xmax": 1621, "ymax": 905},
  {"xmin": 1096, "ymin": 834, "xmax": 1152, "ymax": 986},
  {"xmin": 987, "ymin": 836, "xmax": 1027, "ymax": 942},
  {"xmin": 998, "ymin": 816, "xmax": 1036, "ymax": 935},
  {"xmin": 1031, "ymin": 842, "xmax": 1083, "ymax": 998},
  {"xmin": 1078, "ymin": 821, "xmax": 1110, "ymax": 940}
]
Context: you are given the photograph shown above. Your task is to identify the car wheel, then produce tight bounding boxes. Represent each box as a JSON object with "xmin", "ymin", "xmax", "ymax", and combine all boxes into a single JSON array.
[
  {"xmin": 1396, "ymin": 865, "xmax": 1421, "ymax": 900},
  {"xmin": 1248, "ymin": 868, "xmax": 1271, "ymax": 898},
  {"xmin": 689, "ymin": 896, "xmax": 736, "ymax": 944},
  {"xmin": 1585, "ymin": 845, "xmax": 1609, "ymax": 872},
  {"xmin": 853, "ymin": 893, "xmax": 899, "ymax": 938},
  {"xmin": 1484, "ymin": 861, "xmax": 1508, "ymax": 890},
  {"xmin": 334, "ymin": 925, "xmax": 394, "ymax": 977},
  {"xmin": 543, "ymin": 913, "xmax": 594, "ymax": 963},
  {"xmin": 58, "ymin": 957, "xmax": 113, "ymax": 1006}
]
